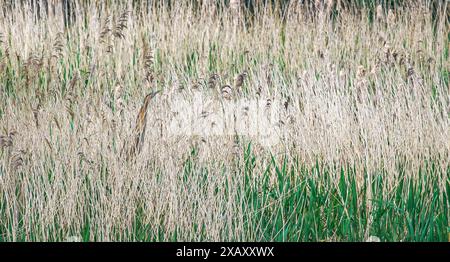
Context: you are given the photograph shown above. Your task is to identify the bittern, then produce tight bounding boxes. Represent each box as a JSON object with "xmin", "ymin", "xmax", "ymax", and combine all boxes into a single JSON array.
[{"xmin": 128, "ymin": 90, "xmax": 161, "ymax": 159}]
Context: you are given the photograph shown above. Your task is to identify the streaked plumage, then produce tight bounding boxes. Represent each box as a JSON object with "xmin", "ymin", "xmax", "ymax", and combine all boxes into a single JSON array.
[{"xmin": 128, "ymin": 90, "xmax": 160, "ymax": 159}]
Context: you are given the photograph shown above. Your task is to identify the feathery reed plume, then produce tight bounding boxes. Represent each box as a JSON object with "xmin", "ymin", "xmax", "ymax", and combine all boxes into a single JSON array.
[
  {"xmin": 24, "ymin": 53, "xmax": 43, "ymax": 86},
  {"xmin": 0, "ymin": 135, "xmax": 12, "ymax": 149},
  {"xmin": 208, "ymin": 73, "xmax": 220, "ymax": 89},
  {"xmin": 78, "ymin": 151, "xmax": 93, "ymax": 165},
  {"xmin": 10, "ymin": 150, "xmax": 25, "ymax": 172},
  {"xmin": 100, "ymin": 16, "xmax": 111, "ymax": 40},
  {"xmin": 192, "ymin": 79, "xmax": 204, "ymax": 90},
  {"xmin": 143, "ymin": 40, "xmax": 155, "ymax": 86},
  {"xmin": 114, "ymin": 11, "xmax": 130, "ymax": 39},
  {"xmin": 234, "ymin": 71, "xmax": 247, "ymax": 89},
  {"xmin": 24, "ymin": 53, "xmax": 43, "ymax": 69},
  {"xmin": 0, "ymin": 131, "xmax": 16, "ymax": 150},
  {"xmin": 51, "ymin": 32, "xmax": 64, "ymax": 60},
  {"xmin": 128, "ymin": 90, "xmax": 161, "ymax": 159},
  {"xmin": 221, "ymin": 85, "xmax": 233, "ymax": 100},
  {"xmin": 100, "ymin": 16, "xmax": 113, "ymax": 52}
]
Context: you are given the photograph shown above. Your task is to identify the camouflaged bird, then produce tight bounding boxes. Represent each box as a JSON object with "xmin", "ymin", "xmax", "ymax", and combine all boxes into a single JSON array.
[{"xmin": 125, "ymin": 90, "xmax": 161, "ymax": 160}]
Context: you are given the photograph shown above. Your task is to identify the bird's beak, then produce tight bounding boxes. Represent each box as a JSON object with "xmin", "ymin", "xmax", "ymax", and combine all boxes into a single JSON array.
[{"xmin": 149, "ymin": 90, "xmax": 161, "ymax": 99}]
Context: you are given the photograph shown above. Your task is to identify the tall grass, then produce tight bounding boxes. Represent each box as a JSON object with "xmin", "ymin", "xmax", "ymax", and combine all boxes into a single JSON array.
[{"xmin": 0, "ymin": 1, "xmax": 448, "ymax": 241}]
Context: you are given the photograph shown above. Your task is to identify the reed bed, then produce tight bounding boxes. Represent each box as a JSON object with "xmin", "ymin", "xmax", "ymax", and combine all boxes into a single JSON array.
[{"xmin": 0, "ymin": 1, "xmax": 448, "ymax": 241}]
